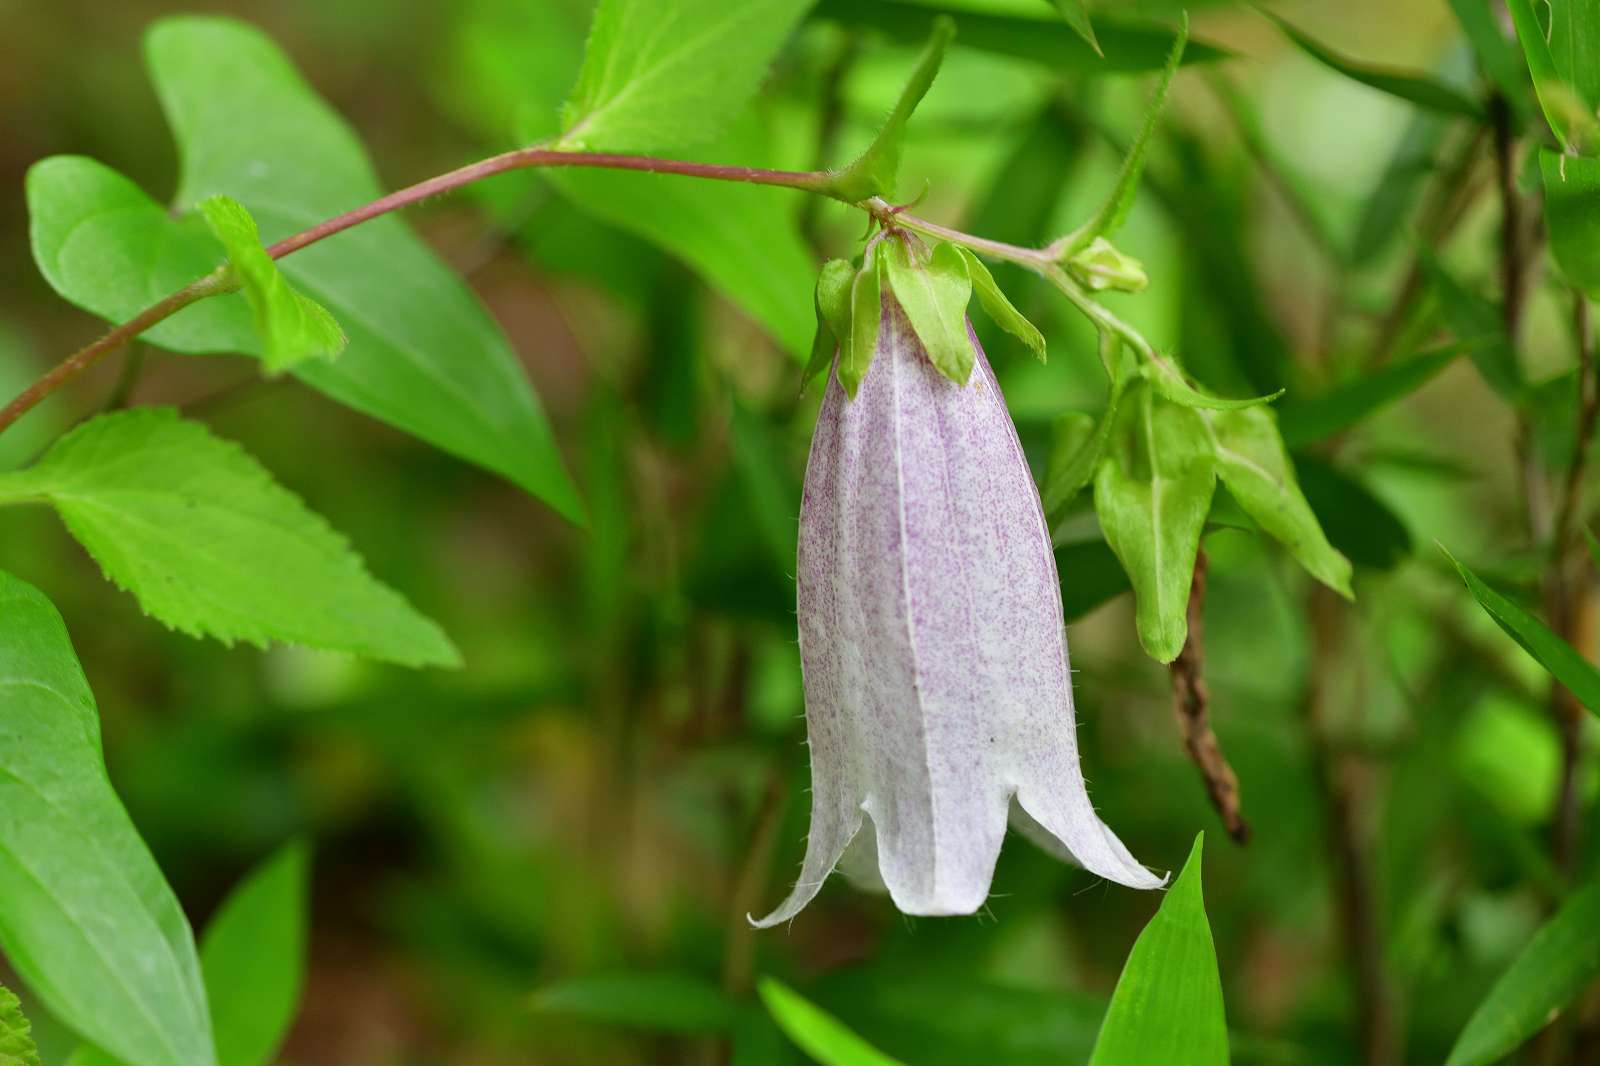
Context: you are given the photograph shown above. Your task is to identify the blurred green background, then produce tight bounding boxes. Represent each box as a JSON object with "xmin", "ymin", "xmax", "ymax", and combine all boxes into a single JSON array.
[{"xmin": 1, "ymin": 0, "xmax": 1592, "ymax": 1062}]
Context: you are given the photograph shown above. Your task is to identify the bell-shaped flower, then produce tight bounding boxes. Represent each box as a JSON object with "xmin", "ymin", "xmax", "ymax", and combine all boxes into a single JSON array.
[{"xmin": 754, "ymin": 292, "xmax": 1162, "ymax": 926}]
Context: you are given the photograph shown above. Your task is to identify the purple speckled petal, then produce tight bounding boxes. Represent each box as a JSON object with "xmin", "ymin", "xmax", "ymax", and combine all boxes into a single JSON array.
[{"xmin": 753, "ymin": 296, "xmax": 1161, "ymax": 927}]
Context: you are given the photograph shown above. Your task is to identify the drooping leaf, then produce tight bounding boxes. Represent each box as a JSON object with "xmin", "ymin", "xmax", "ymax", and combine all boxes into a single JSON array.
[
  {"xmin": 804, "ymin": 258, "xmax": 859, "ymax": 386},
  {"xmin": 1142, "ymin": 357, "xmax": 1282, "ymax": 412},
  {"xmin": 1051, "ymin": 0, "xmax": 1100, "ymax": 54},
  {"xmin": 759, "ymin": 979, "xmax": 904, "ymax": 1066},
  {"xmin": 882, "ymin": 240, "xmax": 974, "ymax": 385},
  {"xmin": 26, "ymin": 18, "xmax": 582, "ymax": 521},
  {"xmin": 957, "ymin": 248, "xmax": 1045, "ymax": 362},
  {"xmin": 556, "ymin": 0, "xmax": 812, "ymax": 153},
  {"xmin": 1277, "ymin": 342, "xmax": 1466, "ymax": 448},
  {"xmin": 1061, "ymin": 15, "xmax": 1188, "ymax": 254},
  {"xmin": 201, "ymin": 843, "xmax": 310, "ymax": 1066},
  {"xmin": 1206, "ymin": 406, "xmax": 1353, "ymax": 597},
  {"xmin": 1505, "ymin": 0, "xmax": 1600, "ymax": 155},
  {"xmin": 0, "ymin": 986, "xmax": 40, "ymax": 1066},
  {"xmin": 0, "ymin": 409, "xmax": 458, "ymax": 667},
  {"xmin": 537, "ymin": 972, "xmax": 738, "ymax": 1034},
  {"xmin": 1421, "ymin": 252, "xmax": 1524, "ymax": 401},
  {"xmin": 841, "ymin": 254, "xmax": 886, "ymax": 397},
  {"xmin": 1094, "ymin": 385, "xmax": 1216, "ymax": 662},
  {"xmin": 1266, "ymin": 12, "xmax": 1482, "ymax": 117},
  {"xmin": 1296, "ymin": 457, "xmax": 1413, "ymax": 570},
  {"xmin": 195, "ymin": 196, "xmax": 344, "ymax": 373},
  {"xmin": 823, "ymin": 17, "xmax": 954, "ymax": 202},
  {"xmin": 0, "ymin": 570, "xmax": 215, "ymax": 1066},
  {"xmin": 1541, "ymin": 150, "xmax": 1600, "ymax": 295},
  {"xmin": 1446, "ymin": 879, "xmax": 1600, "ymax": 1065},
  {"xmin": 1089, "ymin": 835, "xmax": 1227, "ymax": 1066},
  {"xmin": 1442, "ymin": 545, "xmax": 1600, "ymax": 713}
]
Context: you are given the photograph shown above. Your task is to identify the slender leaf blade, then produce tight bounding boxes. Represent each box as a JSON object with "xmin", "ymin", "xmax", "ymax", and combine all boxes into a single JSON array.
[
  {"xmin": 1277, "ymin": 342, "xmax": 1465, "ymax": 447},
  {"xmin": 536, "ymin": 972, "xmax": 737, "ymax": 1034},
  {"xmin": 1267, "ymin": 12, "xmax": 1482, "ymax": 117},
  {"xmin": 759, "ymin": 979, "xmax": 904, "ymax": 1066},
  {"xmin": 1051, "ymin": 0, "xmax": 1100, "ymax": 54}
]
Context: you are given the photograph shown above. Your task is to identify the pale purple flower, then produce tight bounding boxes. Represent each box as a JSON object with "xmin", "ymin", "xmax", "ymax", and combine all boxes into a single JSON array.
[{"xmin": 754, "ymin": 296, "xmax": 1162, "ymax": 926}]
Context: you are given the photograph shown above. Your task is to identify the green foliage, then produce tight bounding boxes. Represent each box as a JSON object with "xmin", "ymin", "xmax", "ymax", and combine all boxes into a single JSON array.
[
  {"xmin": 760, "ymin": 979, "xmax": 904, "ymax": 1066},
  {"xmin": 1541, "ymin": 151, "xmax": 1600, "ymax": 294},
  {"xmin": 840, "ymin": 253, "xmax": 886, "ymax": 398},
  {"xmin": 804, "ymin": 258, "xmax": 859, "ymax": 386},
  {"xmin": 1506, "ymin": 0, "xmax": 1600, "ymax": 155},
  {"xmin": 196, "ymin": 197, "xmax": 344, "ymax": 373},
  {"xmin": 1447, "ymin": 0, "xmax": 1530, "ymax": 105},
  {"xmin": 1447, "ymin": 879, "xmax": 1600, "ymax": 1065},
  {"xmin": 1276, "ymin": 343, "xmax": 1465, "ymax": 448},
  {"xmin": 956, "ymin": 248, "xmax": 1045, "ymax": 362},
  {"xmin": 881, "ymin": 239, "xmax": 974, "ymax": 385},
  {"xmin": 0, "ymin": 571, "xmax": 214, "ymax": 1066},
  {"xmin": 1050, "ymin": 0, "xmax": 1099, "ymax": 55},
  {"xmin": 1089, "ymin": 835, "xmax": 1228, "ymax": 1066},
  {"xmin": 1266, "ymin": 12, "xmax": 1482, "ymax": 118},
  {"xmin": 536, "ymin": 972, "xmax": 737, "ymax": 1034},
  {"xmin": 0, "ymin": 986, "xmax": 40, "ymax": 1066},
  {"xmin": 1422, "ymin": 253, "xmax": 1525, "ymax": 401},
  {"xmin": 200, "ymin": 842, "xmax": 309, "ymax": 1066},
  {"xmin": 0, "ymin": 409, "xmax": 457, "ymax": 667},
  {"xmin": 26, "ymin": 18, "xmax": 582, "ymax": 521}
]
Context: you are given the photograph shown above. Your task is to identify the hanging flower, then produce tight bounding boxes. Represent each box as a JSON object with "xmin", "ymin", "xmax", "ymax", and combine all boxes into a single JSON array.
[{"xmin": 755, "ymin": 261, "xmax": 1162, "ymax": 926}]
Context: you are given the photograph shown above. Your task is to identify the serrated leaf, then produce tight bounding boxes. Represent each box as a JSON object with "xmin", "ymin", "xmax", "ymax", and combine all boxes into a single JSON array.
[
  {"xmin": 1089, "ymin": 835, "xmax": 1226, "ymax": 1066},
  {"xmin": 1446, "ymin": 878, "xmax": 1600, "ymax": 1066},
  {"xmin": 556, "ymin": 0, "xmax": 811, "ymax": 153},
  {"xmin": 840, "ymin": 255, "xmax": 886, "ymax": 398},
  {"xmin": 201, "ymin": 843, "xmax": 309, "ymax": 1066},
  {"xmin": 1266, "ymin": 11, "xmax": 1482, "ymax": 117},
  {"xmin": 0, "ymin": 571, "xmax": 215, "ymax": 1066},
  {"xmin": 1541, "ymin": 150, "xmax": 1600, "ymax": 295},
  {"xmin": 804, "ymin": 258, "xmax": 858, "ymax": 386},
  {"xmin": 1506, "ymin": 0, "xmax": 1600, "ymax": 155},
  {"xmin": 1205, "ymin": 405, "xmax": 1353, "ymax": 597},
  {"xmin": 1094, "ymin": 385, "xmax": 1216, "ymax": 662},
  {"xmin": 26, "ymin": 18, "xmax": 581, "ymax": 521},
  {"xmin": 0, "ymin": 409, "xmax": 458, "ymax": 667},
  {"xmin": 1442, "ymin": 545, "xmax": 1600, "ymax": 713},
  {"xmin": 1277, "ymin": 342, "xmax": 1465, "ymax": 447},
  {"xmin": 1051, "ymin": 0, "xmax": 1100, "ymax": 54},
  {"xmin": 759, "ymin": 979, "xmax": 904, "ymax": 1066},
  {"xmin": 1061, "ymin": 14, "xmax": 1186, "ymax": 255},
  {"xmin": 823, "ymin": 17, "xmax": 954, "ymax": 202},
  {"xmin": 882, "ymin": 240, "xmax": 974, "ymax": 385},
  {"xmin": 0, "ymin": 986, "xmax": 40, "ymax": 1066},
  {"xmin": 1421, "ymin": 252, "xmax": 1525, "ymax": 401},
  {"xmin": 197, "ymin": 196, "xmax": 344, "ymax": 373},
  {"xmin": 957, "ymin": 247, "xmax": 1045, "ymax": 361},
  {"xmin": 536, "ymin": 972, "xmax": 737, "ymax": 1034}
]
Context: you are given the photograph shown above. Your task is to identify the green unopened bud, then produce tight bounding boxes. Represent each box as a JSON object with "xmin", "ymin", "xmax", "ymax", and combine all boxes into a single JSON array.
[{"xmin": 1065, "ymin": 237, "xmax": 1148, "ymax": 294}]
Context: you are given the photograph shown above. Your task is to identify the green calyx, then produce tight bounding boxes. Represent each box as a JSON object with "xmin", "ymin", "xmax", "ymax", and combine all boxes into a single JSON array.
[{"xmin": 1064, "ymin": 237, "xmax": 1149, "ymax": 294}]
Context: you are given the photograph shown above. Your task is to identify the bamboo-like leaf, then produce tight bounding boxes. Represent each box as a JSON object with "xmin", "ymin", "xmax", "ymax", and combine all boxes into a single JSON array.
[
  {"xmin": 759, "ymin": 979, "xmax": 904, "ymax": 1066},
  {"xmin": 1267, "ymin": 11, "xmax": 1482, "ymax": 117},
  {"xmin": 1276, "ymin": 342, "xmax": 1466, "ymax": 447}
]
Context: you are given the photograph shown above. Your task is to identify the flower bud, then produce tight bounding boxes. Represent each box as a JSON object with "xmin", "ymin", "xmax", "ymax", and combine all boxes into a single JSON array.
[{"xmin": 1065, "ymin": 236, "xmax": 1149, "ymax": 293}]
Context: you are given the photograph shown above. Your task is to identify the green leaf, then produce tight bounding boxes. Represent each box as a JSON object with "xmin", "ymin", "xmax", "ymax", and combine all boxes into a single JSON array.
[
  {"xmin": 196, "ymin": 196, "xmax": 344, "ymax": 373},
  {"xmin": 1548, "ymin": 0, "xmax": 1600, "ymax": 110},
  {"xmin": 813, "ymin": 0, "xmax": 1220, "ymax": 75},
  {"xmin": 27, "ymin": 18, "xmax": 582, "ymax": 522},
  {"xmin": 1421, "ymin": 252, "xmax": 1525, "ymax": 401},
  {"xmin": 1296, "ymin": 457, "xmax": 1413, "ymax": 570},
  {"xmin": 1045, "ymin": 335, "xmax": 1127, "ymax": 516},
  {"xmin": 557, "ymin": 0, "xmax": 811, "ymax": 153},
  {"xmin": 0, "ymin": 986, "xmax": 40, "ymax": 1066},
  {"xmin": 1205, "ymin": 406, "xmax": 1353, "ymax": 597},
  {"xmin": 1061, "ymin": 15, "xmax": 1187, "ymax": 255},
  {"xmin": 823, "ymin": 17, "xmax": 954, "ymax": 202},
  {"xmin": 1142, "ymin": 358, "xmax": 1282, "ymax": 412},
  {"xmin": 1446, "ymin": 878, "xmax": 1600, "ymax": 1065},
  {"xmin": 1541, "ymin": 150, "xmax": 1600, "ymax": 295},
  {"xmin": 1266, "ymin": 12, "xmax": 1482, "ymax": 117},
  {"xmin": 1094, "ymin": 385, "xmax": 1216, "ymax": 662},
  {"xmin": 1060, "ymin": 538, "xmax": 1133, "ymax": 622},
  {"xmin": 956, "ymin": 248, "xmax": 1045, "ymax": 362},
  {"xmin": 1089, "ymin": 834, "xmax": 1227, "ymax": 1066},
  {"xmin": 759, "ymin": 979, "xmax": 904, "ymax": 1066},
  {"xmin": 841, "ymin": 255, "xmax": 886, "ymax": 398},
  {"xmin": 804, "ymin": 259, "xmax": 858, "ymax": 386},
  {"xmin": 1506, "ymin": 0, "xmax": 1600, "ymax": 154},
  {"xmin": 0, "ymin": 409, "xmax": 458, "ymax": 667},
  {"xmin": 882, "ymin": 240, "xmax": 974, "ymax": 385},
  {"xmin": 1447, "ymin": 0, "xmax": 1530, "ymax": 105},
  {"xmin": 0, "ymin": 570, "xmax": 215, "ymax": 1066},
  {"xmin": 1442, "ymin": 545, "xmax": 1600, "ymax": 714},
  {"xmin": 536, "ymin": 972, "xmax": 737, "ymax": 1034},
  {"xmin": 1277, "ymin": 342, "xmax": 1465, "ymax": 447},
  {"xmin": 201, "ymin": 843, "xmax": 309, "ymax": 1066},
  {"xmin": 1350, "ymin": 109, "xmax": 1453, "ymax": 265},
  {"xmin": 1051, "ymin": 0, "xmax": 1100, "ymax": 54}
]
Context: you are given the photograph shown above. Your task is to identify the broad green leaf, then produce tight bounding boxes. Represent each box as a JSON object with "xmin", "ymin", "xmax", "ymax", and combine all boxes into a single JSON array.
[
  {"xmin": 0, "ymin": 570, "xmax": 214, "ymax": 1066},
  {"xmin": 882, "ymin": 240, "xmax": 974, "ymax": 385},
  {"xmin": 1446, "ymin": 879, "xmax": 1600, "ymax": 1065},
  {"xmin": 1541, "ymin": 150, "xmax": 1600, "ymax": 295},
  {"xmin": 27, "ymin": 18, "xmax": 582, "ymax": 521},
  {"xmin": 0, "ymin": 409, "xmax": 458, "ymax": 667},
  {"xmin": 536, "ymin": 972, "xmax": 737, "ymax": 1034},
  {"xmin": 0, "ymin": 985, "xmax": 40, "ymax": 1066},
  {"xmin": 1506, "ymin": 0, "xmax": 1600, "ymax": 154},
  {"xmin": 1548, "ymin": 0, "xmax": 1600, "ymax": 111},
  {"xmin": 1205, "ymin": 406, "xmax": 1353, "ymax": 597},
  {"xmin": 1061, "ymin": 16, "xmax": 1187, "ymax": 254},
  {"xmin": 556, "ymin": 0, "xmax": 812, "ymax": 153},
  {"xmin": 1090, "ymin": 835, "xmax": 1227, "ymax": 1066},
  {"xmin": 1094, "ymin": 385, "xmax": 1216, "ymax": 662},
  {"xmin": 196, "ymin": 196, "xmax": 343, "ymax": 373},
  {"xmin": 1277, "ymin": 342, "xmax": 1465, "ymax": 448},
  {"xmin": 957, "ymin": 248, "xmax": 1045, "ymax": 361},
  {"xmin": 841, "ymin": 255, "xmax": 886, "ymax": 397},
  {"xmin": 823, "ymin": 17, "xmax": 954, "ymax": 202},
  {"xmin": 804, "ymin": 259, "xmax": 859, "ymax": 386},
  {"xmin": 1296, "ymin": 457, "xmax": 1413, "ymax": 570},
  {"xmin": 1422, "ymin": 253, "xmax": 1524, "ymax": 401},
  {"xmin": 1442, "ymin": 546, "xmax": 1600, "ymax": 713},
  {"xmin": 759, "ymin": 979, "xmax": 904, "ymax": 1066},
  {"xmin": 1266, "ymin": 12, "xmax": 1482, "ymax": 117},
  {"xmin": 201, "ymin": 843, "xmax": 309, "ymax": 1066},
  {"xmin": 813, "ymin": 0, "xmax": 1220, "ymax": 74},
  {"xmin": 1051, "ymin": 0, "xmax": 1100, "ymax": 54}
]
